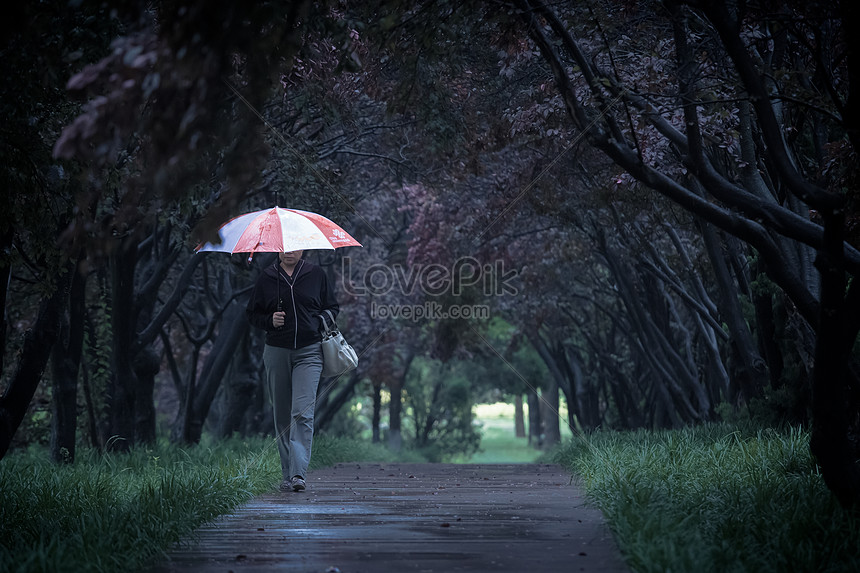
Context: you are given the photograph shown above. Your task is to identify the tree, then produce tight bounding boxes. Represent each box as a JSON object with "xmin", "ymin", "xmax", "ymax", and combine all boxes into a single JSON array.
[
  {"xmin": 503, "ymin": 0, "xmax": 860, "ymax": 504},
  {"xmin": 2, "ymin": 0, "xmax": 348, "ymax": 457},
  {"xmin": 405, "ymin": 357, "xmax": 482, "ymax": 461},
  {"xmin": 0, "ymin": 0, "xmax": 118, "ymax": 459}
]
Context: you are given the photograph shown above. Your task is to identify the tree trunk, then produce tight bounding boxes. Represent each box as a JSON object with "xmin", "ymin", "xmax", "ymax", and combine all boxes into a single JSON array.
[
  {"xmin": 371, "ymin": 382, "xmax": 381, "ymax": 443},
  {"xmin": 219, "ymin": 336, "xmax": 258, "ymax": 438},
  {"xmin": 80, "ymin": 359, "xmax": 101, "ymax": 449},
  {"xmin": 50, "ymin": 259, "xmax": 86, "ymax": 463},
  {"xmin": 568, "ymin": 349, "xmax": 597, "ymax": 429},
  {"xmin": 388, "ymin": 376, "xmax": 402, "ymax": 451},
  {"xmin": 541, "ymin": 380, "xmax": 560, "ymax": 448},
  {"xmin": 130, "ymin": 231, "xmax": 171, "ymax": 445},
  {"xmin": 529, "ymin": 330, "xmax": 582, "ymax": 429},
  {"xmin": 239, "ymin": 354, "xmax": 270, "ymax": 438},
  {"xmin": 186, "ymin": 301, "xmax": 249, "ymax": 444},
  {"xmin": 387, "ymin": 352, "xmax": 414, "ymax": 452},
  {"xmin": 178, "ymin": 351, "xmax": 199, "ymax": 444},
  {"xmin": 132, "ymin": 346, "xmax": 160, "ymax": 445},
  {"xmin": 579, "ymin": 314, "xmax": 645, "ymax": 428},
  {"xmin": 219, "ymin": 378, "xmax": 258, "ymax": 438},
  {"xmin": 315, "ymin": 375, "xmax": 331, "ymax": 416},
  {"xmin": 750, "ymin": 257, "xmax": 785, "ymax": 390},
  {"xmin": 810, "ymin": 210, "xmax": 860, "ymax": 507},
  {"xmin": 527, "ymin": 390, "xmax": 541, "ymax": 447},
  {"xmin": 700, "ymin": 221, "xmax": 767, "ymax": 403},
  {"xmin": 107, "ymin": 237, "xmax": 138, "ymax": 451},
  {"xmin": 316, "ymin": 371, "xmax": 360, "ymax": 432},
  {"xmin": 0, "ymin": 270, "xmax": 69, "ymax": 460},
  {"xmin": 599, "ymin": 233, "xmax": 703, "ymax": 423},
  {"xmin": 417, "ymin": 378, "xmax": 444, "ymax": 448},
  {"xmin": 514, "ymin": 394, "xmax": 525, "ymax": 438},
  {"xmin": 0, "ymin": 229, "xmax": 11, "ymax": 376}
]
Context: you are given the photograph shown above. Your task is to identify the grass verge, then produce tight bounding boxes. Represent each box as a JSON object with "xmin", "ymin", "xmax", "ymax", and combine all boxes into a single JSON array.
[
  {"xmin": 0, "ymin": 434, "xmax": 417, "ymax": 573},
  {"xmin": 550, "ymin": 424, "xmax": 860, "ymax": 573}
]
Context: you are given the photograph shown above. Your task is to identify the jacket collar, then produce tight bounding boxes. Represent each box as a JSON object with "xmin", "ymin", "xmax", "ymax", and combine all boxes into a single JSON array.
[{"xmin": 266, "ymin": 257, "xmax": 312, "ymax": 280}]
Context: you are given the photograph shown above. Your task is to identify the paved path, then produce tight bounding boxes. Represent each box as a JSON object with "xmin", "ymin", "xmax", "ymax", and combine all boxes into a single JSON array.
[{"xmin": 148, "ymin": 463, "xmax": 629, "ymax": 573}]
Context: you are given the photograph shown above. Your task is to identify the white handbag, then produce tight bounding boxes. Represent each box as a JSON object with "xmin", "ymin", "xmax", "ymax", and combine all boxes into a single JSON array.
[{"xmin": 319, "ymin": 310, "xmax": 358, "ymax": 377}]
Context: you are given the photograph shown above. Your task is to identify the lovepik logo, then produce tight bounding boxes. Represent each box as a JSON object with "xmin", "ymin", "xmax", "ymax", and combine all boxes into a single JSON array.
[{"xmin": 340, "ymin": 256, "xmax": 518, "ymax": 297}]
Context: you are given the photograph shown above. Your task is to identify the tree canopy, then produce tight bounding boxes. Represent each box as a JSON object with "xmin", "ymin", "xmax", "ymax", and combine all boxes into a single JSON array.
[{"xmin": 2, "ymin": 0, "xmax": 860, "ymax": 506}]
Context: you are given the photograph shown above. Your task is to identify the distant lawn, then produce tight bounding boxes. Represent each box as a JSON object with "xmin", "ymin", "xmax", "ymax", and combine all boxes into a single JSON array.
[
  {"xmin": 462, "ymin": 416, "xmax": 543, "ymax": 463},
  {"xmin": 455, "ymin": 402, "xmax": 571, "ymax": 463}
]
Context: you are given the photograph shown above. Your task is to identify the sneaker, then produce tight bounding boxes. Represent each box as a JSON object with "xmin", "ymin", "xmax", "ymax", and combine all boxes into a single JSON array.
[
  {"xmin": 290, "ymin": 475, "xmax": 306, "ymax": 492},
  {"xmin": 279, "ymin": 478, "xmax": 292, "ymax": 492}
]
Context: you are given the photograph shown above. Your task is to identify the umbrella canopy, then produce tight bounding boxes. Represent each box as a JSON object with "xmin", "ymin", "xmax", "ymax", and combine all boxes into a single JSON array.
[{"xmin": 196, "ymin": 207, "xmax": 362, "ymax": 254}]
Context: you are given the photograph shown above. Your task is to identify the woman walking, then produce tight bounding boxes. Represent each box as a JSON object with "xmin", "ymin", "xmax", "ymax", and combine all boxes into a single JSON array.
[{"xmin": 246, "ymin": 250, "xmax": 339, "ymax": 492}]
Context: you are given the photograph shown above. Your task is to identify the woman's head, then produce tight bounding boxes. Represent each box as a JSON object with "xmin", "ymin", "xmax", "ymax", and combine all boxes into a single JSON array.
[{"xmin": 279, "ymin": 250, "xmax": 304, "ymax": 266}]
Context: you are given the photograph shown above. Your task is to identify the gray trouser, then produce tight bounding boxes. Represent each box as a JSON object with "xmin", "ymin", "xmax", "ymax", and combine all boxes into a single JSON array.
[{"xmin": 263, "ymin": 343, "xmax": 323, "ymax": 480}]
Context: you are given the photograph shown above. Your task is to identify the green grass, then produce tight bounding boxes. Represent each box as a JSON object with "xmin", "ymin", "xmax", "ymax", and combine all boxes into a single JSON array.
[
  {"xmin": 452, "ymin": 402, "xmax": 571, "ymax": 463},
  {"xmin": 452, "ymin": 402, "xmax": 537, "ymax": 463},
  {"xmin": 551, "ymin": 424, "xmax": 860, "ymax": 573},
  {"xmin": 9, "ymin": 417, "xmax": 847, "ymax": 573},
  {"xmin": 0, "ymin": 434, "xmax": 416, "ymax": 573},
  {"xmin": 462, "ymin": 416, "xmax": 543, "ymax": 463}
]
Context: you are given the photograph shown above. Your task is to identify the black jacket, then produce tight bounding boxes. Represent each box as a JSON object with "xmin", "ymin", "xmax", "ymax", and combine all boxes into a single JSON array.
[{"xmin": 245, "ymin": 259, "xmax": 339, "ymax": 349}]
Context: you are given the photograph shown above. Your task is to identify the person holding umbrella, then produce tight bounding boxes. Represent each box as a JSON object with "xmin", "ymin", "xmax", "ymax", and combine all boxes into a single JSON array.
[
  {"xmin": 245, "ymin": 249, "xmax": 338, "ymax": 492},
  {"xmin": 198, "ymin": 207, "xmax": 361, "ymax": 492}
]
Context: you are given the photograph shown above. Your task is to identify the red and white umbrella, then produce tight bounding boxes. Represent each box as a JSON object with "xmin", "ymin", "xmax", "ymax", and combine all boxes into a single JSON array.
[{"xmin": 196, "ymin": 207, "xmax": 362, "ymax": 253}]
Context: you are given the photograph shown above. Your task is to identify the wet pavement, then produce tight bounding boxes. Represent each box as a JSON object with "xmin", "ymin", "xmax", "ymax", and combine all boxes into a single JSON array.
[{"xmin": 147, "ymin": 463, "xmax": 629, "ymax": 573}]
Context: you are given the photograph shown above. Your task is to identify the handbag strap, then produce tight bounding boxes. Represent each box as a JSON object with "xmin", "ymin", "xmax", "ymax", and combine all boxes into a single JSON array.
[{"xmin": 320, "ymin": 309, "xmax": 337, "ymax": 335}]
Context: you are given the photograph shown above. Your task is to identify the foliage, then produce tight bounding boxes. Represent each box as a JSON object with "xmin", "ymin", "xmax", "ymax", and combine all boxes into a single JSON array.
[
  {"xmin": 717, "ymin": 383, "xmax": 812, "ymax": 429},
  {"xmin": 404, "ymin": 357, "xmax": 482, "ymax": 462},
  {"xmin": 552, "ymin": 424, "xmax": 860, "ymax": 573},
  {"xmin": 308, "ymin": 433, "xmax": 427, "ymax": 467},
  {"xmin": 0, "ymin": 435, "xmax": 420, "ymax": 573},
  {"xmin": 469, "ymin": 317, "xmax": 552, "ymax": 399},
  {"xmin": 317, "ymin": 397, "xmax": 371, "ymax": 438}
]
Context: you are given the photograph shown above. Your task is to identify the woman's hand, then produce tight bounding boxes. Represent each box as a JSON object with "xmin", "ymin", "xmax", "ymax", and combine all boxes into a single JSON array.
[{"xmin": 272, "ymin": 311, "xmax": 286, "ymax": 328}]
